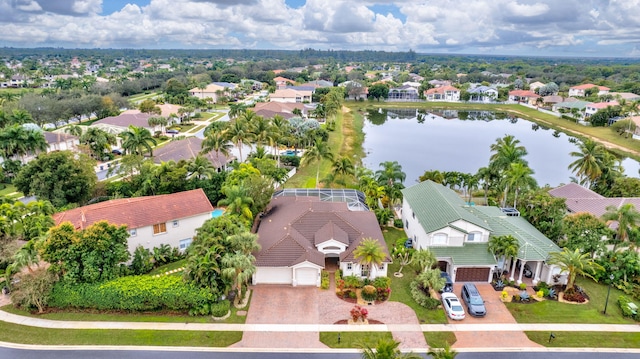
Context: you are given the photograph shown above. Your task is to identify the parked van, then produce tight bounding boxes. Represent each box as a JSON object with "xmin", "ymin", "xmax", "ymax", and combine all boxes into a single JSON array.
[{"xmin": 461, "ymin": 283, "xmax": 486, "ymax": 317}]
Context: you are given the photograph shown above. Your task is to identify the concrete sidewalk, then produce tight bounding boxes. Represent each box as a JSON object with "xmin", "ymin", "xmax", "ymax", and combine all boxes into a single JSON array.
[{"xmin": 1, "ymin": 308, "xmax": 639, "ymax": 333}]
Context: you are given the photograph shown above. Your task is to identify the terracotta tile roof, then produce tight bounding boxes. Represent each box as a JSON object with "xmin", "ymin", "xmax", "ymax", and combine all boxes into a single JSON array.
[
  {"xmin": 549, "ymin": 183, "xmax": 640, "ymax": 217},
  {"xmin": 153, "ymin": 137, "xmax": 234, "ymax": 168},
  {"xmin": 548, "ymin": 183, "xmax": 603, "ymax": 199},
  {"xmin": 425, "ymin": 85, "xmax": 459, "ymax": 95},
  {"xmin": 252, "ymin": 101, "xmax": 305, "ymax": 114},
  {"xmin": 53, "ymin": 189, "xmax": 214, "ymax": 230},
  {"xmin": 508, "ymin": 90, "xmax": 540, "ymax": 98},
  {"xmin": 255, "ymin": 196, "xmax": 390, "ymax": 268},
  {"xmin": 571, "ymin": 83, "xmax": 610, "ymax": 91},
  {"xmin": 93, "ymin": 113, "xmax": 153, "ymax": 129}
]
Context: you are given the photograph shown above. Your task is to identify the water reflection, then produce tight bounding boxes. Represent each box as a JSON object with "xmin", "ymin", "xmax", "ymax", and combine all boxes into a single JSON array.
[{"xmin": 361, "ymin": 108, "xmax": 640, "ymax": 187}]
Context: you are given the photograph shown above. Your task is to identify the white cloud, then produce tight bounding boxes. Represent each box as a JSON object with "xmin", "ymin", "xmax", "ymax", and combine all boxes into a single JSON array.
[{"xmin": 505, "ymin": 1, "xmax": 550, "ymax": 17}]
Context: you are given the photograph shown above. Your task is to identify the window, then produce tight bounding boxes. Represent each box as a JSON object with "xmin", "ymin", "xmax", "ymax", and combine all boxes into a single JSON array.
[
  {"xmin": 405, "ymin": 220, "xmax": 409, "ymax": 229},
  {"xmin": 467, "ymin": 232, "xmax": 482, "ymax": 242},
  {"xmin": 129, "ymin": 229, "xmax": 137, "ymax": 237},
  {"xmin": 412, "ymin": 211, "xmax": 415, "ymax": 219},
  {"xmin": 172, "ymin": 220, "xmax": 179, "ymax": 228},
  {"xmin": 153, "ymin": 222, "xmax": 167, "ymax": 235},
  {"xmin": 361, "ymin": 264, "xmax": 370, "ymax": 277},
  {"xmin": 432, "ymin": 233, "xmax": 448, "ymax": 246},
  {"xmin": 179, "ymin": 238, "xmax": 192, "ymax": 251},
  {"xmin": 346, "ymin": 263, "xmax": 352, "ymax": 270}
]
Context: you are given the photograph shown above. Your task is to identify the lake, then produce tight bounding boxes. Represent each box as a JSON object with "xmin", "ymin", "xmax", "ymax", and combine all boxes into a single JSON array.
[{"xmin": 361, "ymin": 108, "xmax": 640, "ymax": 187}]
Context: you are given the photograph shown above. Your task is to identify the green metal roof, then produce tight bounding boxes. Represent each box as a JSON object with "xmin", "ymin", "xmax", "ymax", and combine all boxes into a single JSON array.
[
  {"xmin": 467, "ymin": 206, "xmax": 561, "ymax": 261},
  {"xmin": 554, "ymin": 101, "xmax": 590, "ymax": 110},
  {"xmin": 402, "ymin": 181, "xmax": 492, "ymax": 234},
  {"xmin": 429, "ymin": 243, "xmax": 497, "ymax": 266}
]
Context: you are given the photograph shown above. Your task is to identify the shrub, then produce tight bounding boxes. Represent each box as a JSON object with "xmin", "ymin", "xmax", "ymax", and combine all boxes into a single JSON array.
[
  {"xmin": 320, "ymin": 271, "xmax": 330, "ymax": 290},
  {"xmin": 377, "ymin": 287, "xmax": 391, "ymax": 301},
  {"xmin": 280, "ymin": 155, "xmax": 300, "ymax": 167},
  {"xmin": 361, "ymin": 285, "xmax": 377, "ymax": 302},
  {"xmin": 617, "ymin": 295, "xmax": 639, "ymax": 320},
  {"xmin": 519, "ymin": 283, "xmax": 527, "ymax": 290},
  {"xmin": 501, "ymin": 290, "xmax": 509, "ymax": 301},
  {"xmin": 537, "ymin": 281, "xmax": 549, "ymax": 290},
  {"xmin": 343, "ymin": 275, "xmax": 363, "ymax": 289},
  {"xmin": 393, "ymin": 219, "xmax": 403, "ymax": 228},
  {"xmin": 372, "ymin": 276, "xmax": 391, "ymax": 290},
  {"xmin": 350, "ymin": 305, "xmax": 368, "ymax": 322},
  {"xmin": 536, "ymin": 290, "xmax": 544, "ymax": 298},
  {"xmin": 563, "ymin": 288, "xmax": 586, "ymax": 303},
  {"xmin": 514, "ymin": 294, "xmax": 521, "ymax": 302},
  {"xmin": 410, "ymin": 279, "xmax": 440, "ymax": 309},
  {"xmin": 48, "ymin": 275, "xmax": 214, "ymax": 314},
  {"xmin": 210, "ymin": 300, "xmax": 230, "ymax": 317},
  {"xmin": 547, "ymin": 288, "xmax": 557, "ymax": 299},
  {"xmin": 348, "ymin": 291, "xmax": 357, "ymax": 299}
]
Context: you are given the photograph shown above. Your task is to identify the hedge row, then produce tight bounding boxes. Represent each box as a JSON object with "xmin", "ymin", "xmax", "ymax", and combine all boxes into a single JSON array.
[{"xmin": 49, "ymin": 275, "xmax": 214, "ymax": 312}]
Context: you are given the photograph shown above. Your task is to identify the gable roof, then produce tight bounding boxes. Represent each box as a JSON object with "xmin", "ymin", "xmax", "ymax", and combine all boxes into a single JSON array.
[
  {"xmin": 425, "ymin": 85, "xmax": 459, "ymax": 95},
  {"xmin": 153, "ymin": 137, "xmax": 233, "ymax": 168},
  {"xmin": 53, "ymin": 189, "xmax": 214, "ymax": 230},
  {"xmin": 549, "ymin": 182, "xmax": 640, "ymax": 217},
  {"xmin": 549, "ymin": 183, "xmax": 603, "ymax": 199},
  {"xmin": 509, "ymin": 90, "xmax": 540, "ymax": 98},
  {"xmin": 93, "ymin": 113, "xmax": 152, "ymax": 129},
  {"xmin": 43, "ymin": 131, "xmax": 77, "ymax": 145},
  {"xmin": 255, "ymin": 196, "xmax": 389, "ymax": 268},
  {"xmin": 429, "ymin": 243, "xmax": 497, "ymax": 266},
  {"xmin": 402, "ymin": 181, "xmax": 491, "ymax": 233},
  {"xmin": 571, "ymin": 83, "xmax": 610, "ymax": 91}
]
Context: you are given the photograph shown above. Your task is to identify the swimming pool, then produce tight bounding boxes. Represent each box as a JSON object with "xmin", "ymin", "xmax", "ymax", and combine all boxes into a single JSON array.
[{"xmin": 211, "ymin": 208, "xmax": 225, "ymax": 218}]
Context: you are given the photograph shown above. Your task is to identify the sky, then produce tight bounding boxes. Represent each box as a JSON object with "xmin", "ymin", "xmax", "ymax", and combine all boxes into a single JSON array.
[{"xmin": 2, "ymin": 0, "xmax": 640, "ymax": 57}]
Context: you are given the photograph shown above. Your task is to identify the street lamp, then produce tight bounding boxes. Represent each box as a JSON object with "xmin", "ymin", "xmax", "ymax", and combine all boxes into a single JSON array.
[{"xmin": 603, "ymin": 273, "xmax": 615, "ymax": 315}]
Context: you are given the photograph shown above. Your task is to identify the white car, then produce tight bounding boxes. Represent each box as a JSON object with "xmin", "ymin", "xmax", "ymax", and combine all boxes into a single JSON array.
[{"xmin": 441, "ymin": 292, "xmax": 466, "ymax": 320}]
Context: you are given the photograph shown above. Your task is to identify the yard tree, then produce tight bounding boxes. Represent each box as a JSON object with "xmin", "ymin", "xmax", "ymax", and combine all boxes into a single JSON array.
[
  {"xmin": 412, "ymin": 248, "xmax": 437, "ymax": 273},
  {"xmin": 516, "ymin": 188, "xmax": 566, "ymax": 242},
  {"xmin": 360, "ymin": 338, "xmax": 422, "ymax": 359},
  {"xmin": 561, "ymin": 212, "xmax": 611, "ymax": 258},
  {"xmin": 501, "ymin": 162, "xmax": 537, "ymax": 208},
  {"xmin": 40, "ymin": 221, "xmax": 130, "ymax": 284},
  {"xmin": 415, "ymin": 268, "xmax": 445, "ymax": 293},
  {"xmin": 301, "ymin": 137, "xmax": 334, "ymax": 188},
  {"xmin": 568, "ymin": 139, "xmax": 606, "ymax": 187},
  {"xmin": 353, "ymin": 238, "xmax": 387, "ymax": 279},
  {"xmin": 9, "ymin": 267, "xmax": 57, "ymax": 313},
  {"xmin": 367, "ymin": 83, "xmax": 389, "ymax": 101},
  {"xmin": 80, "ymin": 127, "xmax": 117, "ymax": 160},
  {"xmin": 217, "ymin": 185, "xmax": 254, "ymax": 223},
  {"xmin": 489, "ymin": 135, "xmax": 528, "ymax": 174},
  {"xmin": 547, "ymin": 248, "xmax": 603, "ymax": 292},
  {"xmin": 14, "ymin": 151, "xmax": 97, "ymax": 208},
  {"xmin": 392, "ymin": 245, "xmax": 414, "ymax": 276},
  {"xmin": 607, "ymin": 177, "xmax": 640, "ymax": 197},
  {"xmin": 488, "ymin": 235, "xmax": 520, "ymax": 273},
  {"xmin": 120, "ymin": 125, "xmax": 157, "ymax": 157},
  {"xmin": 601, "ymin": 203, "xmax": 640, "ymax": 250},
  {"xmin": 221, "ymin": 251, "xmax": 256, "ymax": 305}
]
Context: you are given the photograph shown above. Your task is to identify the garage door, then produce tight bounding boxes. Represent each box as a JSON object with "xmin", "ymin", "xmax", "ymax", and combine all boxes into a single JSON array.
[
  {"xmin": 254, "ymin": 267, "xmax": 292, "ymax": 284},
  {"xmin": 456, "ymin": 267, "xmax": 491, "ymax": 282},
  {"xmin": 295, "ymin": 268, "xmax": 318, "ymax": 286}
]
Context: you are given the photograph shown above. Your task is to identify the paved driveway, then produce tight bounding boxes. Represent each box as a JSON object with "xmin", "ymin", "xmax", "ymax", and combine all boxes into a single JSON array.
[{"xmin": 447, "ymin": 283, "xmax": 542, "ymax": 348}]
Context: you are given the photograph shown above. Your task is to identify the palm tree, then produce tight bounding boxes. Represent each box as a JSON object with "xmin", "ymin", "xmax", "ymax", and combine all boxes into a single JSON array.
[
  {"xmin": 228, "ymin": 103, "xmax": 247, "ymax": 120},
  {"xmin": 301, "ymin": 138, "xmax": 334, "ymax": 188},
  {"xmin": 201, "ymin": 130, "xmax": 233, "ymax": 166},
  {"xmin": 359, "ymin": 338, "xmax": 422, "ymax": 359},
  {"xmin": 501, "ymin": 162, "xmax": 537, "ymax": 208},
  {"xmin": 22, "ymin": 128, "xmax": 48, "ymax": 159},
  {"xmin": 376, "ymin": 161, "xmax": 406, "ymax": 188},
  {"xmin": 64, "ymin": 124, "xmax": 83, "ymax": 137},
  {"xmin": 601, "ymin": 203, "xmax": 640, "ymax": 249},
  {"xmin": 80, "ymin": 127, "xmax": 117, "ymax": 159},
  {"xmin": 250, "ymin": 115, "xmax": 272, "ymax": 147},
  {"xmin": 353, "ymin": 238, "xmax": 386, "ymax": 279},
  {"xmin": 418, "ymin": 170, "xmax": 445, "ymax": 184},
  {"xmin": 427, "ymin": 343, "xmax": 458, "ymax": 359},
  {"xmin": 547, "ymin": 248, "xmax": 603, "ymax": 291},
  {"xmin": 217, "ymin": 185, "xmax": 254, "ymax": 222},
  {"xmin": 228, "ymin": 232, "xmax": 261, "ymax": 256},
  {"xmin": 183, "ymin": 242, "xmax": 225, "ymax": 293},
  {"xmin": 331, "ymin": 156, "xmax": 355, "ymax": 184},
  {"xmin": 488, "ymin": 235, "xmax": 520, "ymax": 273},
  {"xmin": 187, "ymin": 155, "xmax": 216, "ymax": 180},
  {"xmin": 359, "ymin": 175, "xmax": 385, "ymax": 209},
  {"xmin": 416, "ymin": 268, "xmax": 446, "ymax": 292},
  {"xmin": 221, "ymin": 251, "xmax": 256, "ymax": 306},
  {"xmin": 11, "ymin": 240, "xmax": 41, "ymax": 273},
  {"xmin": 489, "ymin": 135, "xmax": 528, "ymax": 172},
  {"xmin": 120, "ymin": 125, "xmax": 157, "ymax": 157},
  {"xmin": 226, "ymin": 118, "xmax": 253, "ymax": 163},
  {"xmin": 568, "ymin": 139, "xmax": 606, "ymax": 188},
  {"xmin": 412, "ymin": 248, "xmax": 437, "ymax": 273}
]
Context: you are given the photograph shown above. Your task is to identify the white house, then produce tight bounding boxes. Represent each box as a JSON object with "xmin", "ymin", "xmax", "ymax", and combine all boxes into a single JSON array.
[
  {"xmin": 270, "ymin": 88, "xmax": 313, "ymax": 103},
  {"xmin": 52, "ymin": 189, "xmax": 216, "ymax": 254},
  {"xmin": 424, "ymin": 85, "xmax": 460, "ymax": 102},
  {"xmin": 189, "ymin": 82, "xmax": 236, "ymax": 103},
  {"xmin": 401, "ymin": 181, "xmax": 561, "ymax": 285},
  {"xmin": 253, "ymin": 189, "xmax": 391, "ymax": 287},
  {"xmin": 568, "ymin": 84, "xmax": 610, "ymax": 97},
  {"xmin": 585, "ymin": 101, "xmax": 618, "ymax": 118},
  {"xmin": 467, "ymin": 86, "xmax": 498, "ymax": 103}
]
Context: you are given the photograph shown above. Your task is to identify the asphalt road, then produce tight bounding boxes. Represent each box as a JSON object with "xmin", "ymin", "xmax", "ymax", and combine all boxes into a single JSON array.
[{"xmin": 2, "ymin": 348, "xmax": 639, "ymax": 359}]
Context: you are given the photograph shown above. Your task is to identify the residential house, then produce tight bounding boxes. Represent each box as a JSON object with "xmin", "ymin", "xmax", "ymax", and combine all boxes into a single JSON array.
[
  {"xmin": 52, "ymin": 189, "xmax": 216, "ymax": 253},
  {"xmin": 270, "ymin": 88, "xmax": 313, "ymax": 103},
  {"xmin": 388, "ymin": 85, "xmax": 420, "ymax": 101},
  {"xmin": 428, "ymin": 79, "xmax": 452, "ymax": 88},
  {"xmin": 273, "ymin": 76, "xmax": 295, "ymax": 89},
  {"xmin": 467, "ymin": 86, "xmax": 498, "ymax": 103},
  {"xmin": 339, "ymin": 80, "xmax": 368, "ymax": 101},
  {"xmin": 528, "ymin": 81, "xmax": 545, "ymax": 92},
  {"xmin": 92, "ymin": 112, "xmax": 155, "ymax": 133},
  {"xmin": 253, "ymin": 189, "xmax": 391, "ymax": 287},
  {"xmin": 252, "ymin": 101, "xmax": 308, "ymax": 117},
  {"xmin": 401, "ymin": 181, "xmax": 561, "ymax": 285},
  {"xmin": 508, "ymin": 90, "xmax": 540, "ymax": 105},
  {"xmin": 585, "ymin": 101, "xmax": 618, "ymax": 118},
  {"xmin": 552, "ymin": 100, "xmax": 590, "ymax": 117},
  {"xmin": 13, "ymin": 129, "xmax": 80, "ymax": 164},
  {"xmin": 189, "ymin": 82, "xmax": 237, "ymax": 103},
  {"xmin": 424, "ymin": 85, "xmax": 460, "ymax": 102},
  {"xmin": 568, "ymin": 84, "xmax": 610, "ymax": 97},
  {"xmin": 153, "ymin": 137, "xmax": 234, "ymax": 171},
  {"xmin": 303, "ymin": 80, "xmax": 334, "ymax": 88},
  {"xmin": 549, "ymin": 183, "xmax": 640, "ymax": 218},
  {"xmin": 609, "ymin": 92, "xmax": 640, "ymax": 102}
]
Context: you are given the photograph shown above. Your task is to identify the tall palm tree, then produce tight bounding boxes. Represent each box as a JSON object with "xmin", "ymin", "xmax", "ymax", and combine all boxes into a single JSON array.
[
  {"xmin": 64, "ymin": 124, "xmax": 84, "ymax": 137},
  {"xmin": 187, "ymin": 155, "xmax": 216, "ymax": 180},
  {"xmin": 22, "ymin": 128, "xmax": 48, "ymax": 159},
  {"xmin": 11, "ymin": 240, "xmax": 41, "ymax": 273},
  {"xmin": 221, "ymin": 251, "xmax": 256, "ymax": 305},
  {"xmin": 80, "ymin": 127, "xmax": 116, "ymax": 159},
  {"xmin": 120, "ymin": 125, "xmax": 157, "ymax": 157},
  {"xmin": 501, "ymin": 162, "xmax": 537, "ymax": 208},
  {"xmin": 601, "ymin": 203, "xmax": 640, "ymax": 249},
  {"xmin": 228, "ymin": 103, "xmax": 247, "ymax": 120},
  {"xmin": 359, "ymin": 338, "xmax": 422, "ymax": 359},
  {"xmin": 488, "ymin": 235, "xmax": 520, "ymax": 273},
  {"xmin": 568, "ymin": 139, "xmax": 606, "ymax": 188},
  {"xmin": 489, "ymin": 135, "xmax": 528, "ymax": 172},
  {"xmin": 331, "ymin": 156, "xmax": 355, "ymax": 184},
  {"xmin": 270, "ymin": 114, "xmax": 291, "ymax": 163},
  {"xmin": 201, "ymin": 130, "xmax": 233, "ymax": 166},
  {"xmin": 226, "ymin": 118, "xmax": 253, "ymax": 163},
  {"xmin": 412, "ymin": 248, "xmax": 437, "ymax": 273},
  {"xmin": 301, "ymin": 138, "xmax": 334, "ymax": 188},
  {"xmin": 358, "ymin": 175, "xmax": 385, "ymax": 209},
  {"xmin": 250, "ymin": 115, "xmax": 272, "ymax": 147},
  {"xmin": 418, "ymin": 170, "xmax": 445, "ymax": 184},
  {"xmin": 353, "ymin": 238, "xmax": 386, "ymax": 279},
  {"xmin": 217, "ymin": 185, "xmax": 254, "ymax": 222},
  {"xmin": 547, "ymin": 248, "xmax": 603, "ymax": 291},
  {"xmin": 376, "ymin": 161, "xmax": 406, "ymax": 188},
  {"xmin": 228, "ymin": 232, "xmax": 261, "ymax": 256}
]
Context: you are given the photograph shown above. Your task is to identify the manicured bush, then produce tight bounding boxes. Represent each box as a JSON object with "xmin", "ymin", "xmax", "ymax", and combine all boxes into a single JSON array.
[
  {"xmin": 372, "ymin": 276, "xmax": 391, "ymax": 290},
  {"xmin": 280, "ymin": 155, "xmax": 300, "ymax": 167},
  {"xmin": 361, "ymin": 285, "xmax": 377, "ymax": 302},
  {"xmin": 563, "ymin": 288, "xmax": 586, "ymax": 303},
  {"xmin": 519, "ymin": 283, "xmax": 527, "ymax": 290},
  {"xmin": 210, "ymin": 300, "xmax": 230, "ymax": 317},
  {"xmin": 617, "ymin": 295, "xmax": 639, "ymax": 320},
  {"xmin": 343, "ymin": 275, "xmax": 363, "ymax": 289},
  {"xmin": 49, "ymin": 275, "xmax": 214, "ymax": 313},
  {"xmin": 393, "ymin": 219, "xmax": 403, "ymax": 228},
  {"xmin": 409, "ymin": 280, "xmax": 440, "ymax": 309},
  {"xmin": 320, "ymin": 271, "xmax": 330, "ymax": 290}
]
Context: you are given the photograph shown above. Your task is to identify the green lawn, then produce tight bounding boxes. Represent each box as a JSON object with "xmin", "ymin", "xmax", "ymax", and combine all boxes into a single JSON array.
[
  {"xmin": 0, "ymin": 320, "xmax": 241, "ymax": 347},
  {"xmin": 0, "ymin": 183, "xmax": 18, "ymax": 196},
  {"xmin": 424, "ymin": 331, "xmax": 457, "ymax": 348},
  {"xmin": 526, "ymin": 331, "xmax": 640, "ymax": 348},
  {"xmin": 149, "ymin": 259, "xmax": 186, "ymax": 275},
  {"xmin": 506, "ymin": 277, "xmax": 635, "ymax": 324},
  {"xmin": 382, "ymin": 227, "xmax": 448, "ymax": 324},
  {"xmin": 319, "ymin": 331, "xmax": 393, "ymax": 348}
]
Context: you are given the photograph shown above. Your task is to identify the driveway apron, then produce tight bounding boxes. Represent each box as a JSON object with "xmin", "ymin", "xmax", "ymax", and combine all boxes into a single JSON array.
[{"xmin": 448, "ymin": 283, "xmax": 542, "ymax": 349}]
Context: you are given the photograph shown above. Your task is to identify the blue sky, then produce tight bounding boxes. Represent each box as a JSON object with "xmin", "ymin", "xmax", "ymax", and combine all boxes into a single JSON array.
[{"xmin": 1, "ymin": 0, "xmax": 640, "ymax": 57}]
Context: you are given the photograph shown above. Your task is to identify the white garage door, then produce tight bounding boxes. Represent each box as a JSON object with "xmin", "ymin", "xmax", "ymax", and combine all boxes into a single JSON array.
[
  {"xmin": 255, "ymin": 267, "xmax": 292, "ymax": 284},
  {"xmin": 295, "ymin": 268, "xmax": 318, "ymax": 286}
]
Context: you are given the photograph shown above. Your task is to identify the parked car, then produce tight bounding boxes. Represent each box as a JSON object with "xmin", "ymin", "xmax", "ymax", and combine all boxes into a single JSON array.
[
  {"xmin": 111, "ymin": 149, "xmax": 123, "ymax": 155},
  {"xmin": 461, "ymin": 283, "xmax": 487, "ymax": 317},
  {"xmin": 440, "ymin": 271, "xmax": 453, "ymax": 293},
  {"xmin": 441, "ymin": 292, "xmax": 465, "ymax": 320},
  {"xmin": 166, "ymin": 129, "xmax": 179, "ymax": 134}
]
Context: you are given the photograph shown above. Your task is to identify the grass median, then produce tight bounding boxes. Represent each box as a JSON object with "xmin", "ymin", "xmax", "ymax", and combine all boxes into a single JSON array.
[{"xmin": 526, "ymin": 331, "xmax": 640, "ymax": 348}]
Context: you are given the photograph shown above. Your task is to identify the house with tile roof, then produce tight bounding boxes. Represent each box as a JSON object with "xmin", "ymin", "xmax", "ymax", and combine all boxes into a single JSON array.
[
  {"xmin": 153, "ymin": 137, "xmax": 234, "ymax": 171},
  {"xmin": 508, "ymin": 90, "xmax": 540, "ymax": 105},
  {"xmin": 253, "ymin": 190, "xmax": 391, "ymax": 286},
  {"xmin": 467, "ymin": 86, "xmax": 498, "ymax": 103},
  {"xmin": 189, "ymin": 82, "xmax": 237, "ymax": 103},
  {"xmin": 269, "ymin": 88, "xmax": 313, "ymax": 103},
  {"xmin": 424, "ymin": 85, "xmax": 460, "ymax": 102},
  {"xmin": 53, "ymin": 189, "xmax": 215, "ymax": 254},
  {"xmin": 568, "ymin": 84, "xmax": 610, "ymax": 97},
  {"xmin": 549, "ymin": 182, "xmax": 640, "ymax": 218},
  {"xmin": 585, "ymin": 101, "xmax": 619, "ymax": 118},
  {"xmin": 401, "ymin": 181, "xmax": 561, "ymax": 285}
]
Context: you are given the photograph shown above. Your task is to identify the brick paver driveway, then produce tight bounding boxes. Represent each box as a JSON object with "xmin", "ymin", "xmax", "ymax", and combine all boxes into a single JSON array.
[{"xmin": 448, "ymin": 283, "xmax": 542, "ymax": 349}]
